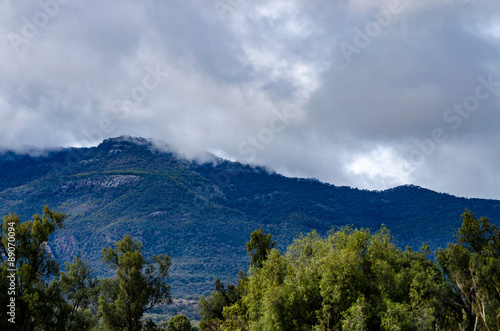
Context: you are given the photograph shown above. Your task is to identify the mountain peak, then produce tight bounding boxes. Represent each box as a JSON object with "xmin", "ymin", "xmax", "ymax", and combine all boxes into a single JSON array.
[{"xmin": 101, "ymin": 136, "xmax": 151, "ymax": 146}]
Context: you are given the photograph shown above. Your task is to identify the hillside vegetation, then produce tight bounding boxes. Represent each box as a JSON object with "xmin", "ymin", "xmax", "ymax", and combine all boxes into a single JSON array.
[
  {"xmin": 1, "ymin": 136, "xmax": 500, "ymax": 299},
  {"xmin": 1, "ymin": 207, "xmax": 499, "ymax": 330}
]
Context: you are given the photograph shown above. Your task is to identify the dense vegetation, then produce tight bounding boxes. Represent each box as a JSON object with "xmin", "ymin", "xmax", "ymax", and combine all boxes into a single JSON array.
[
  {"xmin": 1, "ymin": 136, "xmax": 500, "ymax": 298},
  {"xmin": 198, "ymin": 211, "xmax": 500, "ymax": 331},
  {"xmin": 0, "ymin": 206, "xmax": 186, "ymax": 330},
  {"xmin": 1, "ymin": 205, "xmax": 499, "ymax": 330}
]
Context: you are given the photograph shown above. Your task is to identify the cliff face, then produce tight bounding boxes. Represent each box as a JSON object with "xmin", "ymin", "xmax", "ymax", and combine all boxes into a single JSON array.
[{"xmin": 1, "ymin": 136, "xmax": 499, "ymax": 296}]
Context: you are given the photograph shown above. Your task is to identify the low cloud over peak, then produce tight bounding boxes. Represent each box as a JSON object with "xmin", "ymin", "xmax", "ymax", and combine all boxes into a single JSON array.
[{"xmin": 1, "ymin": 0, "xmax": 499, "ymax": 199}]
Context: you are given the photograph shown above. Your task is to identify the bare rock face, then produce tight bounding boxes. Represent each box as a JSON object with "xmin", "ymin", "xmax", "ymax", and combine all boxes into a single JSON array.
[{"xmin": 54, "ymin": 175, "xmax": 141, "ymax": 192}]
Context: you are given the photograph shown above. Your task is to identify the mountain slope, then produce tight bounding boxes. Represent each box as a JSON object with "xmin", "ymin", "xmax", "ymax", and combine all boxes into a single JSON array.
[{"xmin": 1, "ymin": 136, "xmax": 499, "ymax": 296}]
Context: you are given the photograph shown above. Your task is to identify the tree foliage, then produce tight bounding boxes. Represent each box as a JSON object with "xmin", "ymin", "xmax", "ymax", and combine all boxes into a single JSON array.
[
  {"xmin": 245, "ymin": 228, "xmax": 276, "ymax": 269},
  {"xmin": 98, "ymin": 234, "xmax": 172, "ymax": 331},
  {"xmin": 167, "ymin": 314, "xmax": 192, "ymax": 331},
  {"xmin": 198, "ymin": 275, "xmax": 246, "ymax": 330},
  {"xmin": 0, "ymin": 207, "xmax": 175, "ymax": 330},
  {"xmin": 437, "ymin": 210, "xmax": 500, "ymax": 330},
  {"xmin": 0, "ymin": 206, "xmax": 68, "ymax": 330},
  {"xmin": 238, "ymin": 227, "xmax": 450, "ymax": 330},
  {"xmin": 198, "ymin": 217, "xmax": 500, "ymax": 331},
  {"xmin": 59, "ymin": 256, "xmax": 100, "ymax": 329},
  {"xmin": 1, "ymin": 206, "xmax": 499, "ymax": 330},
  {"xmin": 198, "ymin": 228, "xmax": 274, "ymax": 328}
]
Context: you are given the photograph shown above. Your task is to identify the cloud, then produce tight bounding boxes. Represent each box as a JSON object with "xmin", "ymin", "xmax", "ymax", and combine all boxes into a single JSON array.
[
  {"xmin": 345, "ymin": 146, "xmax": 413, "ymax": 188},
  {"xmin": 1, "ymin": 0, "xmax": 499, "ymax": 199}
]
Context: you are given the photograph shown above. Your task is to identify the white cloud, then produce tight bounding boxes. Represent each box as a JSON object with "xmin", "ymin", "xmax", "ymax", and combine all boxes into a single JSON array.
[{"xmin": 346, "ymin": 146, "xmax": 413, "ymax": 188}]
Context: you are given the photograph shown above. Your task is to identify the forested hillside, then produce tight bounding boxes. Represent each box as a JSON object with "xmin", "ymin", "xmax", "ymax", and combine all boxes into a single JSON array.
[
  {"xmin": 1, "ymin": 208, "xmax": 499, "ymax": 330},
  {"xmin": 1, "ymin": 136, "xmax": 500, "ymax": 298}
]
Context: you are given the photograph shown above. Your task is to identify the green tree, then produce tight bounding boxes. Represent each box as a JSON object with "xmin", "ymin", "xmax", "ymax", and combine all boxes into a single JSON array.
[
  {"xmin": 98, "ymin": 234, "xmax": 172, "ymax": 331},
  {"xmin": 437, "ymin": 210, "xmax": 500, "ymax": 330},
  {"xmin": 59, "ymin": 256, "xmax": 100, "ymax": 329},
  {"xmin": 241, "ymin": 227, "xmax": 448, "ymax": 330},
  {"xmin": 196, "ymin": 213, "xmax": 499, "ymax": 331},
  {"xmin": 198, "ymin": 275, "xmax": 245, "ymax": 330},
  {"xmin": 198, "ymin": 227, "xmax": 266, "ymax": 330},
  {"xmin": 0, "ymin": 206, "xmax": 68, "ymax": 331},
  {"xmin": 142, "ymin": 318, "xmax": 161, "ymax": 330},
  {"xmin": 167, "ymin": 314, "xmax": 191, "ymax": 331},
  {"xmin": 222, "ymin": 303, "xmax": 247, "ymax": 331},
  {"xmin": 246, "ymin": 228, "xmax": 276, "ymax": 269}
]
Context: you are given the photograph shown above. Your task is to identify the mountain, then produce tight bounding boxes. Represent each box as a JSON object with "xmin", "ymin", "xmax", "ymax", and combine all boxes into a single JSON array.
[{"xmin": 1, "ymin": 136, "xmax": 499, "ymax": 297}]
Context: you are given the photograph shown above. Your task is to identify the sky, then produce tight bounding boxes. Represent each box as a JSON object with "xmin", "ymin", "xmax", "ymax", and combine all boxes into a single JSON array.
[{"xmin": 1, "ymin": 0, "xmax": 500, "ymax": 199}]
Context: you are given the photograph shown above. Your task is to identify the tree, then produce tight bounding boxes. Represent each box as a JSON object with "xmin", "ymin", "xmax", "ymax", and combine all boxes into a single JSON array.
[
  {"xmin": 198, "ymin": 275, "xmax": 245, "ymax": 330},
  {"xmin": 142, "ymin": 319, "xmax": 161, "ymax": 330},
  {"xmin": 246, "ymin": 228, "xmax": 276, "ymax": 269},
  {"xmin": 221, "ymin": 303, "xmax": 247, "ymax": 331},
  {"xmin": 167, "ymin": 314, "xmax": 192, "ymax": 331},
  {"xmin": 437, "ymin": 210, "xmax": 500, "ymax": 330},
  {"xmin": 197, "ymin": 227, "xmax": 269, "ymax": 330},
  {"xmin": 240, "ymin": 226, "xmax": 449, "ymax": 330},
  {"xmin": 0, "ymin": 206, "xmax": 68, "ymax": 331},
  {"xmin": 59, "ymin": 256, "xmax": 100, "ymax": 329},
  {"xmin": 98, "ymin": 234, "xmax": 172, "ymax": 331}
]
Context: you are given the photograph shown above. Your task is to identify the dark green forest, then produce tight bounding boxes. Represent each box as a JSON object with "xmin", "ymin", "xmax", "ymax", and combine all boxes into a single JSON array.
[{"xmin": 1, "ymin": 207, "xmax": 499, "ymax": 330}]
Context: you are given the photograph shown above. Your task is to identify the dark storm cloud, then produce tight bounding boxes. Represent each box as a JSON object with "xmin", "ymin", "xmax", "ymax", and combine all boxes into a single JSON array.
[{"xmin": 1, "ymin": 0, "xmax": 499, "ymax": 198}]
